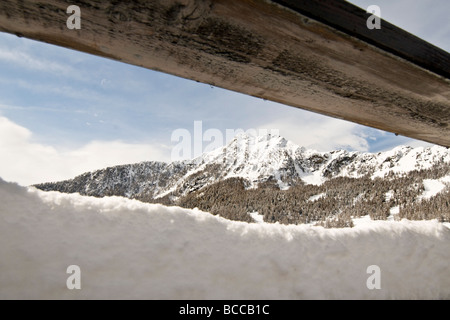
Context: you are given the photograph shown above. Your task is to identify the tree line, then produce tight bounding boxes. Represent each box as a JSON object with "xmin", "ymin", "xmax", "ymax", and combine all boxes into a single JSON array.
[{"xmin": 147, "ymin": 161, "xmax": 450, "ymax": 228}]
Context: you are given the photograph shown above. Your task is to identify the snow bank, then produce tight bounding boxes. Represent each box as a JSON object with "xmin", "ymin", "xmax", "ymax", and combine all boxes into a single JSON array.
[{"xmin": 0, "ymin": 178, "xmax": 449, "ymax": 300}]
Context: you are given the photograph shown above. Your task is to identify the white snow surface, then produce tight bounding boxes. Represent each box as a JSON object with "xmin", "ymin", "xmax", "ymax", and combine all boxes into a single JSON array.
[
  {"xmin": 0, "ymin": 178, "xmax": 449, "ymax": 300},
  {"xmin": 419, "ymin": 176, "xmax": 450, "ymax": 200},
  {"xmin": 249, "ymin": 211, "xmax": 264, "ymax": 223},
  {"xmin": 308, "ymin": 193, "xmax": 326, "ymax": 202}
]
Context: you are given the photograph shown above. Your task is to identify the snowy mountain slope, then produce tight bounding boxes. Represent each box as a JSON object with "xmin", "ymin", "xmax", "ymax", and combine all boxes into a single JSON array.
[
  {"xmin": 1, "ymin": 178, "xmax": 449, "ymax": 299},
  {"xmin": 419, "ymin": 175, "xmax": 450, "ymax": 200},
  {"xmin": 34, "ymin": 133, "xmax": 450, "ymax": 201}
]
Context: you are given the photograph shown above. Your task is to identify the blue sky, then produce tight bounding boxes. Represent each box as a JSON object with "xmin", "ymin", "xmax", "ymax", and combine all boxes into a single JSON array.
[{"xmin": 0, "ymin": 0, "xmax": 449, "ymax": 185}]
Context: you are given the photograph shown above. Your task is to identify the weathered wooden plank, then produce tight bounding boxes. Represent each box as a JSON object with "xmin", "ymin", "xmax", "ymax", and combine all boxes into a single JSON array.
[
  {"xmin": 0, "ymin": 0, "xmax": 449, "ymax": 146},
  {"xmin": 274, "ymin": 0, "xmax": 450, "ymax": 80}
]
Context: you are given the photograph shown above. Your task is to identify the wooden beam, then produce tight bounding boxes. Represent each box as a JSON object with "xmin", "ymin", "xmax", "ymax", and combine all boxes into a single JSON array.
[
  {"xmin": 0, "ymin": 0, "xmax": 449, "ymax": 146},
  {"xmin": 273, "ymin": 0, "xmax": 450, "ymax": 80}
]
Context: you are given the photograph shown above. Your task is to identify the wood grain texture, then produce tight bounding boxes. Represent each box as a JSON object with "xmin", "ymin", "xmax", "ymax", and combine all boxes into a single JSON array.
[
  {"xmin": 274, "ymin": 0, "xmax": 450, "ymax": 80},
  {"xmin": 0, "ymin": 0, "xmax": 449, "ymax": 146}
]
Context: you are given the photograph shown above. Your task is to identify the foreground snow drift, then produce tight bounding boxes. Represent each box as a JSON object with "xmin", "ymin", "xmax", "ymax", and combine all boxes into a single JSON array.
[{"xmin": 0, "ymin": 179, "xmax": 449, "ymax": 299}]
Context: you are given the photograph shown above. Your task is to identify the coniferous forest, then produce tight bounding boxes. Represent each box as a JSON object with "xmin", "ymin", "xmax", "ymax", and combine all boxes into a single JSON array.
[{"xmin": 149, "ymin": 161, "xmax": 450, "ymax": 228}]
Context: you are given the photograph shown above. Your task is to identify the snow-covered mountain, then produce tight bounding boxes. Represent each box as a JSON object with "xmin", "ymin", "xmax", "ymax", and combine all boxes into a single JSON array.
[{"xmin": 34, "ymin": 133, "xmax": 450, "ymax": 200}]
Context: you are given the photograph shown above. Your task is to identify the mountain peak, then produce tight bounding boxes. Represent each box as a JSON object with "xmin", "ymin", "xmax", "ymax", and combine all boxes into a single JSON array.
[
  {"xmin": 227, "ymin": 132, "xmax": 292, "ymax": 150},
  {"xmin": 229, "ymin": 131, "xmax": 284, "ymax": 143},
  {"xmin": 34, "ymin": 132, "xmax": 450, "ymax": 201}
]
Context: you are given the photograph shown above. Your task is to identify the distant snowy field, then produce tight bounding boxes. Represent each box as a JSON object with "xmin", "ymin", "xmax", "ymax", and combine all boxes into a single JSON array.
[{"xmin": 0, "ymin": 178, "xmax": 449, "ymax": 299}]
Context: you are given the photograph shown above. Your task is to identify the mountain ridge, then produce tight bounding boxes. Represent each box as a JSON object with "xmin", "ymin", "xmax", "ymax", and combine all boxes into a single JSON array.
[{"xmin": 34, "ymin": 133, "xmax": 450, "ymax": 202}]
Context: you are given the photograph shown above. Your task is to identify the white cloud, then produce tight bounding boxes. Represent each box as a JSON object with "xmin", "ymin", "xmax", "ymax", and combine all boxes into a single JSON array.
[
  {"xmin": 259, "ymin": 113, "xmax": 370, "ymax": 152},
  {"xmin": 390, "ymin": 136, "xmax": 435, "ymax": 150},
  {"xmin": 0, "ymin": 77, "xmax": 114, "ymax": 104},
  {"xmin": 0, "ymin": 117, "xmax": 171, "ymax": 186},
  {"xmin": 0, "ymin": 47, "xmax": 75, "ymax": 75}
]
